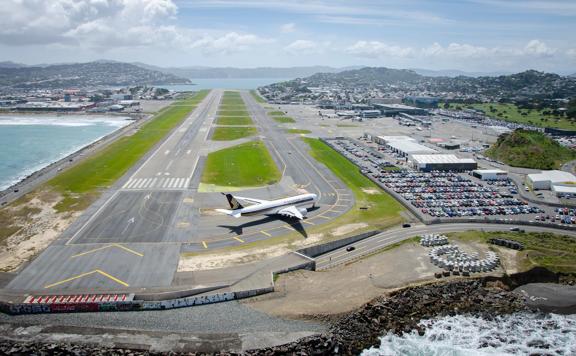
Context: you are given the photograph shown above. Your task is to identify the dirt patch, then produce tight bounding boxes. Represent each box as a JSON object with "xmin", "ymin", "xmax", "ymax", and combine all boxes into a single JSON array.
[
  {"xmin": 0, "ymin": 193, "xmax": 78, "ymax": 272},
  {"xmin": 331, "ymin": 223, "xmax": 367, "ymax": 237},
  {"xmin": 242, "ymin": 242, "xmax": 505, "ymax": 318},
  {"xmin": 361, "ymin": 188, "xmax": 381, "ymax": 195},
  {"xmin": 178, "ymin": 245, "xmax": 292, "ymax": 271}
]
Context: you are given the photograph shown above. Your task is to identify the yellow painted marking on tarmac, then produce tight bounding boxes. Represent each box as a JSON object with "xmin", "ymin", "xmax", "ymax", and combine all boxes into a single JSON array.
[
  {"xmin": 317, "ymin": 215, "xmax": 332, "ymax": 220},
  {"xmin": 233, "ymin": 236, "xmax": 245, "ymax": 243},
  {"xmin": 44, "ymin": 269, "xmax": 129, "ymax": 289},
  {"xmin": 202, "ymin": 241, "xmax": 208, "ymax": 249},
  {"xmin": 95, "ymin": 269, "xmax": 130, "ymax": 287},
  {"xmin": 284, "ymin": 226, "xmax": 297, "ymax": 231},
  {"xmin": 333, "ymin": 204, "xmax": 349, "ymax": 207},
  {"xmin": 302, "ymin": 220, "xmax": 315, "ymax": 225},
  {"xmin": 71, "ymin": 243, "xmax": 143, "ymax": 258},
  {"xmin": 260, "ymin": 230, "xmax": 272, "ymax": 237},
  {"xmin": 177, "ymin": 222, "xmax": 190, "ymax": 228}
]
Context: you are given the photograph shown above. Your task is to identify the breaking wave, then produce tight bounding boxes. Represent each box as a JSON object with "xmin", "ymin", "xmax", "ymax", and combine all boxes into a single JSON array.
[{"xmin": 362, "ymin": 312, "xmax": 576, "ymax": 356}]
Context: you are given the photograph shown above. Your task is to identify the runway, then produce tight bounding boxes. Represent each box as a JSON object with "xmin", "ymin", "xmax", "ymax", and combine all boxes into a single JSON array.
[{"xmin": 7, "ymin": 89, "xmax": 355, "ymax": 292}]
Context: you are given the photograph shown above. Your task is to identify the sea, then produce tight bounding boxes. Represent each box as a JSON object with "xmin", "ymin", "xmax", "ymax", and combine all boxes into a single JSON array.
[
  {"xmin": 362, "ymin": 311, "xmax": 576, "ymax": 355},
  {"xmin": 0, "ymin": 78, "xmax": 287, "ymax": 192},
  {"xmin": 158, "ymin": 77, "xmax": 291, "ymax": 91},
  {"xmin": 0, "ymin": 115, "xmax": 130, "ymax": 191}
]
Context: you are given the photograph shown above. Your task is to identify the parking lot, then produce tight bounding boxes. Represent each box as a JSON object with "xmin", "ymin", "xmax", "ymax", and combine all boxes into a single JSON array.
[{"xmin": 327, "ymin": 138, "xmax": 546, "ymax": 220}]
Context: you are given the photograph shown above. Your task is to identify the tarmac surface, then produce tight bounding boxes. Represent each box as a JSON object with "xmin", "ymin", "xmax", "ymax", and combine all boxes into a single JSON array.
[{"xmin": 6, "ymin": 90, "xmax": 354, "ymax": 292}]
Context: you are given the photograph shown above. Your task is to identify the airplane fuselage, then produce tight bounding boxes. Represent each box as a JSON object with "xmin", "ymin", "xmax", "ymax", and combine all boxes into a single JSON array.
[{"xmin": 239, "ymin": 193, "xmax": 317, "ymax": 216}]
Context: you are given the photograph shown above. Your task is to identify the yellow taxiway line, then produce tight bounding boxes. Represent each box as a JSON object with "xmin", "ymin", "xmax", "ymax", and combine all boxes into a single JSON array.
[
  {"xmin": 44, "ymin": 269, "xmax": 129, "ymax": 289},
  {"xmin": 71, "ymin": 243, "xmax": 143, "ymax": 258}
]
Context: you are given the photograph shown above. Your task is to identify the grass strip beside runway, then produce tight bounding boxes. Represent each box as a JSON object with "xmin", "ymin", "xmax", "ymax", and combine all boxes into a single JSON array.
[
  {"xmin": 212, "ymin": 126, "xmax": 257, "ymax": 141},
  {"xmin": 216, "ymin": 116, "xmax": 254, "ymax": 126},
  {"xmin": 250, "ymin": 90, "xmax": 267, "ymax": 103},
  {"xmin": 272, "ymin": 116, "xmax": 296, "ymax": 123},
  {"xmin": 201, "ymin": 140, "xmax": 281, "ymax": 187},
  {"xmin": 447, "ymin": 231, "xmax": 576, "ymax": 274},
  {"xmin": 286, "ymin": 129, "xmax": 311, "ymax": 134},
  {"xmin": 303, "ymin": 138, "xmax": 404, "ymax": 228},
  {"xmin": 49, "ymin": 90, "xmax": 209, "ymax": 211}
]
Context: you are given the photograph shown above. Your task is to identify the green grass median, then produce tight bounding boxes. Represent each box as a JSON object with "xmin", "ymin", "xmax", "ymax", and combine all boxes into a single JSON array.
[
  {"xmin": 286, "ymin": 129, "xmax": 311, "ymax": 134},
  {"xmin": 201, "ymin": 140, "xmax": 280, "ymax": 187},
  {"xmin": 212, "ymin": 126, "xmax": 257, "ymax": 141},
  {"xmin": 49, "ymin": 90, "xmax": 209, "ymax": 211},
  {"xmin": 272, "ymin": 116, "xmax": 295, "ymax": 123},
  {"xmin": 216, "ymin": 116, "xmax": 254, "ymax": 125},
  {"xmin": 303, "ymin": 138, "xmax": 404, "ymax": 229}
]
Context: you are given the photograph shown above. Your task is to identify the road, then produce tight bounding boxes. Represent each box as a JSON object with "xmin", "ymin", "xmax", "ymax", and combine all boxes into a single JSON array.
[{"xmin": 316, "ymin": 223, "xmax": 576, "ymax": 270}]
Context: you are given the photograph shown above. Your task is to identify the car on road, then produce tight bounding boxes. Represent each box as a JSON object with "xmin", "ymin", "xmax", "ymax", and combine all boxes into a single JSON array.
[
  {"xmin": 402, "ymin": 223, "xmax": 411, "ymax": 228},
  {"xmin": 509, "ymin": 227, "xmax": 520, "ymax": 231},
  {"xmin": 346, "ymin": 246, "xmax": 356, "ymax": 252}
]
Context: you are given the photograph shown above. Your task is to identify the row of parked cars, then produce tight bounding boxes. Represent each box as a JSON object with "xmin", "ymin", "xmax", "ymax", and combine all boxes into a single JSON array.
[{"xmin": 377, "ymin": 171, "xmax": 543, "ymax": 218}]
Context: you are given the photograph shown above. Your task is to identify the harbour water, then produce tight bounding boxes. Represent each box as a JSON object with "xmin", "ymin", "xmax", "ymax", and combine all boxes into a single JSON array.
[
  {"xmin": 159, "ymin": 77, "xmax": 291, "ymax": 91},
  {"xmin": 362, "ymin": 311, "xmax": 576, "ymax": 355},
  {"xmin": 0, "ymin": 115, "xmax": 130, "ymax": 191}
]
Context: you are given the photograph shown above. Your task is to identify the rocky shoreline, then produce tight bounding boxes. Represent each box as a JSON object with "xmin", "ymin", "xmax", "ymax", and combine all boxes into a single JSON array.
[{"xmin": 0, "ymin": 274, "xmax": 548, "ymax": 355}]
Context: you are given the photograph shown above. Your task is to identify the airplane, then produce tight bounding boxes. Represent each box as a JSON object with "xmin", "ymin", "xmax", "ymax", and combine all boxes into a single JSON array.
[{"xmin": 216, "ymin": 192, "xmax": 318, "ymax": 220}]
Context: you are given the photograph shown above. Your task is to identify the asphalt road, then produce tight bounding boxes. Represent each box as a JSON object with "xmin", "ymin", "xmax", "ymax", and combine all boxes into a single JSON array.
[{"xmin": 315, "ymin": 223, "xmax": 576, "ymax": 270}]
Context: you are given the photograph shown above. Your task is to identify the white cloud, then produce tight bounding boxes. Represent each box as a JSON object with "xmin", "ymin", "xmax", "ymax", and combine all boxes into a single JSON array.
[
  {"xmin": 523, "ymin": 39, "xmax": 556, "ymax": 56},
  {"xmin": 280, "ymin": 23, "xmax": 296, "ymax": 33},
  {"xmin": 190, "ymin": 32, "xmax": 273, "ymax": 54},
  {"xmin": 567, "ymin": 48, "xmax": 576, "ymax": 58},
  {"xmin": 346, "ymin": 41, "xmax": 414, "ymax": 58},
  {"xmin": 284, "ymin": 40, "xmax": 330, "ymax": 55},
  {"xmin": 0, "ymin": 0, "xmax": 270, "ymax": 55}
]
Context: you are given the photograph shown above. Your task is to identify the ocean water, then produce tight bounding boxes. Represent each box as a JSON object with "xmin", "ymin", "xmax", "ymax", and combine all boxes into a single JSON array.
[
  {"xmin": 362, "ymin": 312, "xmax": 576, "ymax": 356},
  {"xmin": 0, "ymin": 115, "xmax": 130, "ymax": 191},
  {"xmin": 158, "ymin": 77, "xmax": 291, "ymax": 91}
]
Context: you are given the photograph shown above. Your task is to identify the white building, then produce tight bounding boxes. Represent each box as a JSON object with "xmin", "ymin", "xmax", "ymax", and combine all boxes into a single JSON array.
[
  {"xmin": 527, "ymin": 170, "xmax": 576, "ymax": 190},
  {"xmin": 472, "ymin": 169, "xmax": 508, "ymax": 181},
  {"xmin": 410, "ymin": 154, "xmax": 477, "ymax": 172},
  {"xmin": 387, "ymin": 140, "xmax": 437, "ymax": 157}
]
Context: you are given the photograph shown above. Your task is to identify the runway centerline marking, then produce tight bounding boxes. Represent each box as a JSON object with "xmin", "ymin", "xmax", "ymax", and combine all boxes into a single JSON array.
[
  {"xmin": 71, "ymin": 243, "xmax": 144, "ymax": 258},
  {"xmin": 43, "ymin": 269, "xmax": 130, "ymax": 289}
]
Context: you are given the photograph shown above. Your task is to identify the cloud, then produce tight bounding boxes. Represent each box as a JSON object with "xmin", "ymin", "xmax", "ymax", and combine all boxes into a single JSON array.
[
  {"xmin": 190, "ymin": 32, "xmax": 273, "ymax": 54},
  {"xmin": 420, "ymin": 40, "xmax": 557, "ymax": 59},
  {"xmin": 523, "ymin": 39, "xmax": 556, "ymax": 56},
  {"xmin": 0, "ymin": 0, "xmax": 178, "ymax": 46},
  {"xmin": 0, "ymin": 0, "xmax": 270, "ymax": 55},
  {"xmin": 280, "ymin": 23, "xmax": 296, "ymax": 33},
  {"xmin": 346, "ymin": 41, "xmax": 414, "ymax": 58},
  {"xmin": 283, "ymin": 39, "xmax": 328, "ymax": 55}
]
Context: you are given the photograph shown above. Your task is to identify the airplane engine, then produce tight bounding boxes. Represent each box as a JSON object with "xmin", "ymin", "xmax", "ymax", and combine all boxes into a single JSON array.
[{"xmin": 298, "ymin": 207, "xmax": 308, "ymax": 217}]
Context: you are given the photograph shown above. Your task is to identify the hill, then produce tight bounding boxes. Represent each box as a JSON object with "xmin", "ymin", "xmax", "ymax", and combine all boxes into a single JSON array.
[
  {"xmin": 132, "ymin": 64, "xmax": 360, "ymax": 79},
  {"xmin": 0, "ymin": 61, "xmax": 190, "ymax": 89},
  {"xmin": 261, "ymin": 67, "xmax": 576, "ymax": 101},
  {"xmin": 485, "ymin": 129, "xmax": 576, "ymax": 169}
]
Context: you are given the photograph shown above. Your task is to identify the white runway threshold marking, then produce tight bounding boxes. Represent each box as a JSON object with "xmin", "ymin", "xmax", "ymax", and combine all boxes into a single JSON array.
[{"xmin": 122, "ymin": 177, "xmax": 192, "ymax": 190}]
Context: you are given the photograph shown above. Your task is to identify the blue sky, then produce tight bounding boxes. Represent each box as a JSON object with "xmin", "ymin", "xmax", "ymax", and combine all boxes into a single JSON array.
[{"xmin": 1, "ymin": 0, "xmax": 575, "ymax": 72}]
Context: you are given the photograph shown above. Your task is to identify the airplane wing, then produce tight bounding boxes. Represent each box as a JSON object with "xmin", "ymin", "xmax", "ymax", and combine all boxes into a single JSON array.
[
  {"xmin": 234, "ymin": 196, "xmax": 269, "ymax": 205},
  {"xmin": 277, "ymin": 205, "xmax": 303, "ymax": 220}
]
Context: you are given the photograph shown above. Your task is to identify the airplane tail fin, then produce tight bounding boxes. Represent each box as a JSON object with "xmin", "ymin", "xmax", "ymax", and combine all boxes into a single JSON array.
[
  {"xmin": 222, "ymin": 193, "xmax": 244, "ymax": 210},
  {"xmin": 215, "ymin": 209, "xmax": 241, "ymax": 218}
]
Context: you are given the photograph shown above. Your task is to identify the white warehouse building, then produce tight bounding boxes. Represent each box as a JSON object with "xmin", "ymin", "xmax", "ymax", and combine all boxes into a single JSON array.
[
  {"xmin": 386, "ymin": 140, "xmax": 438, "ymax": 157},
  {"xmin": 472, "ymin": 169, "xmax": 508, "ymax": 181},
  {"xmin": 527, "ymin": 170, "xmax": 576, "ymax": 190},
  {"xmin": 410, "ymin": 154, "xmax": 477, "ymax": 172}
]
